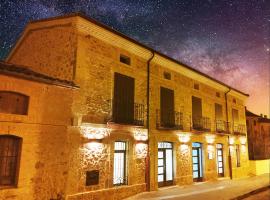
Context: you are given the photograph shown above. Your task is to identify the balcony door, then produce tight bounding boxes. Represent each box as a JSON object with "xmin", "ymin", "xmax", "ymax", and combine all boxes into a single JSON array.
[
  {"xmin": 192, "ymin": 96, "xmax": 202, "ymax": 129},
  {"xmin": 113, "ymin": 73, "xmax": 134, "ymax": 124},
  {"xmin": 158, "ymin": 142, "xmax": 174, "ymax": 187},
  {"xmin": 160, "ymin": 87, "xmax": 174, "ymax": 127}
]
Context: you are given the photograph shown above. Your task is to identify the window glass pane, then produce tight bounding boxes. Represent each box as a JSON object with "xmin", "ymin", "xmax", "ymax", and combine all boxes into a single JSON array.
[
  {"xmin": 218, "ymin": 157, "xmax": 222, "ymax": 162},
  {"xmin": 192, "ymin": 149, "xmax": 198, "ymax": 156},
  {"xmin": 158, "ymin": 151, "xmax": 163, "ymax": 158},
  {"xmin": 193, "ymin": 171, "xmax": 198, "ymax": 178},
  {"xmin": 218, "ymin": 151, "xmax": 222, "ymax": 156},
  {"xmin": 219, "ymin": 162, "xmax": 223, "ymax": 167},
  {"xmin": 193, "ymin": 164, "xmax": 198, "ymax": 171},
  {"xmin": 158, "ymin": 175, "xmax": 164, "ymax": 182},
  {"xmin": 219, "ymin": 168, "xmax": 223, "ymax": 173},
  {"xmin": 166, "ymin": 149, "xmax": 173, "ymax": 181},
  {"xmin": 193, "ymin": 157, "xmax": 198, "ymax": 163},
  {"xmin": 158, "ymin": 159, "xmax": 163, "ymax": 166},
  {"xmin": 158, "ymin": 167, "xmax": 163, "ymax": 174}
]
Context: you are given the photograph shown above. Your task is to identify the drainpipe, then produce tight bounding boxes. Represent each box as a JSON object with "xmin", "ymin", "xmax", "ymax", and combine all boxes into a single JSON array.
[
  {"xmin": 146, "ymin": 51, "xmax": 155, "ymax": 191},
  {"xmin": 225, "ymin": 87, "xmax": 232, "ymax": 179}
]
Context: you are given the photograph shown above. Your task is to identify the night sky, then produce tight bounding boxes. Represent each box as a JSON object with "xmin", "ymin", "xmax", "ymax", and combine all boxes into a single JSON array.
[{"xmin": 0, "ymin": 0, "xmax": 269, "ymax": 115}]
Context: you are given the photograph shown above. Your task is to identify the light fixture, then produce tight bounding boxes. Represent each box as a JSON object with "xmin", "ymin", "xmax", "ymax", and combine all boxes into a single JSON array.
[
  {"xmin": 239, "ymin": 136, "xmax": 247, "ymax": 145},
  {"xmin": 133, "ymin": 128, "xmax": 148, "ymax": 143},
  {"xmin": 177, "ymin": 132, "xmax": 191, "ymax": 143},
  {"xmin": 80, "ymin": 123, "xmax": 110, "ymax": 142},
  {"xmin": 205, "ymin": 134, "xmax": 215, "ymax": 144},
  {"xmin": 229, "ymin": 136, "xmax": 235, "ymax": 145}
]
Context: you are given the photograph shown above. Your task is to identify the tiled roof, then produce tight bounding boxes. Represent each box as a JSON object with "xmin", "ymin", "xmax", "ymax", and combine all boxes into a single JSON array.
[
  {"xmin": 0, "ymin": 61, "xmax": 78, "ymax": 88},
  {"xmin": 246, "ymin": 110, "xmax": 260, "ymax": 117}
]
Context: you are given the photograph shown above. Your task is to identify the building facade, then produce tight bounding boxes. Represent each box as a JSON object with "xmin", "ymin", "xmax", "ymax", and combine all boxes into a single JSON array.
[
  {"xmin": 0, "ymin": 13, "xmax": 250, "ymax": 200},
  {"xmin": 246, "ymin": 110, "xmax": 270, "ymax": 175}
]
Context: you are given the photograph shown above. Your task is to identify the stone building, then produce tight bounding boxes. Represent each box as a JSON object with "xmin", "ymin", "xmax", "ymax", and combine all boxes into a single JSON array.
[
  {"xmin": 246, "ymin": 110, "xmax": 270, "ymax": 175},
  {"xmin": 0, "ymin": 13, "xmax": 250, "ymax": 200}
]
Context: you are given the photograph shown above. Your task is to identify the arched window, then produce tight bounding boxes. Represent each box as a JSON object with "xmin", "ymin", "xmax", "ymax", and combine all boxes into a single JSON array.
[
  {"xmin": 0, "ymin": 91, "xmax": 29, "ymax": 115},
  {"xmin": 0, "ymin": 135, "xmax": 22, "ymax": 187}
]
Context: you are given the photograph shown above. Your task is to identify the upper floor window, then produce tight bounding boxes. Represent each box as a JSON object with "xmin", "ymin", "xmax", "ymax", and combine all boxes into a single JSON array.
[
  {"xmin": 232, "ymin": 109, "xmax": 239, "ymax": 122},
  {"xmin": 163, "ymin": 71, "xmax": 171, "ymax": 80},
  {"xmin": 0, "ymin": 91, "xmax": 29, "ymax": 115},
  {"xmin": 194, "ymin": 83, "xmax": 200, "ymax": 90},
  {"xmin": 233, "ymin": 98, "xmax": 236, "ymax": 104},
  {"xmin": 0, "ymin": 135, "xmax": 22, "ymax": 187},
  {"xmin": 215, "ymin": 103, "xmax": 223, "ymax": 120},
  {"xmin": 160, "ymin": 87, "xmax": 175, "ymax": 128},
  {"xmin": 120, "ymin": 54, "xmax": 131, "ymax": 65},
  {"xmin": 216, "ymin": 92, "xmax": 220, "ymax": 98}
]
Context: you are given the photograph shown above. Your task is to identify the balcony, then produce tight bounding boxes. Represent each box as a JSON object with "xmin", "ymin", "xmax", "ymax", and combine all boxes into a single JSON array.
[
  {"xmin": 156, "ymin": 110, "xmax": 183, "ymax": 130},
  {"xmin": 192, "ymin": 116, "xmax": 211, "ymax": 131},
  {"xmin": 233, "ymin": 124, "xmax": 246, "ymax": 135},
  {"xmin": 106, "ymin": 99, "xmax": 145, "ymax": 126},
  {"xmin": 215, "ymin": 120, "xmax": 230, "ymax": 134}
]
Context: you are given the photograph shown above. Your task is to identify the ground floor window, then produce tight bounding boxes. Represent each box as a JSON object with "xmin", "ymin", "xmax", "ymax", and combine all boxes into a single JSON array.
[
  {"xmin": 0, "ymin": 135, "xmax": 22, "ymax": 187},
  {"xmin": 113, "ymin": 141, "xmax": 127, "ymax": 185},
  {"xmin": 216, "ymin": 143, "xmax": 224, "ymax": 177},
  {"xmin": 236, "ymin": 144, "xmax": 241, "ymax": 167},
  {"xmin": 157, "ymin": 142, "xmax": 173, "ymax": 187},
  {"xmin": 192, "ymin": 142, "xmax": 203, "ymax": 181}
]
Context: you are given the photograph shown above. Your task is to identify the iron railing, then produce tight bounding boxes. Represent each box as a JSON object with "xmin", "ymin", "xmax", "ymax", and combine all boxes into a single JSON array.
[
  {"xmin": 156, "ymin": 109, "xmax": 183, "ymax": 130},
  {"xmin": 215, "ymin": 120, "xmax": 230, "ymax": 134},
  {"xmin": 106, "ymin": 99, "xmax": 145, "ymax": 126},
  {"xmin": 192, "ymin": 116, "xmax": 211, "ymax": 131},
  {"xmin": 232, "ymin": 124, "xmax": 246, "ymax": 135}
]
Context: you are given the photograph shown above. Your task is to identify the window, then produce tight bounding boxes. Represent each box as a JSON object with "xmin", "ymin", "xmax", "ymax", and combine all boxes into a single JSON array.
[
  {"xmin": 113, "ymin": 141, "xmax": 128, "ymax": 185},
  {"xmin": 160, "ymin": 87, "xmax": 175, "ymax": 127},
  {"xmin": 163, "ymin": 72, "xmax": 171, "ymax": 80},
  {"xmin": 236, "ymin": 144, "xmax": 240, "ymax": 167},
  {"xmin": 0, "ymin": 91, "xmax": 29, "ymax": 115},
  {"xmin": 194, "ymin": 83, "xmax": 199, "ymax": 90},
  {"xmin": 215, "ymin": 103, "xmax": 223, "ymax": 120},
  {"xmin": 0, "ymin": 135, "xmax": 22, "ymax": 187},
  {"xmin": 233, "ymin": 98, "xmax": 236, "ymax": 104},
  {"xmin": 253, "ymin": 120, "xmax": 256, "ymax": 126},
  {"xmin": 216, "ymin": 92, "xmax": 220, "ymax": 97},
  {"xmin": 120, "ymin": 54, "xmax": 131, "ymax": 65}
]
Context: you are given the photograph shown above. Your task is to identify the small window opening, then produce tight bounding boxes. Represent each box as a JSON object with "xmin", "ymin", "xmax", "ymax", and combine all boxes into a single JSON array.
[
  {"xmin": 194, "ymin": 83, "xmax": 199, "ymax": 90},
  {"xmin": 163, "ymin": 72, "xmax": 171, "ymax": 80},
  {"xmin": 120, "ymin": 54, "xmax": 131, "ymax": 65}
]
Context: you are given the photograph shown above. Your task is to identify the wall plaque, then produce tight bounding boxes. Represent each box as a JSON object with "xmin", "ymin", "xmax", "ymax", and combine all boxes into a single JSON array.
[{"xmin": 86, "ymin": 170, "xmax": 99, "ymax": 186}]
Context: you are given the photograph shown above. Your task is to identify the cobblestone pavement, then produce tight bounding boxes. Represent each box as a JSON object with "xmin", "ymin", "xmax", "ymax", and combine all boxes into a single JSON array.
[{"xmin": 125, "ymin": 174, "xmax": 270, "ymax": 200}]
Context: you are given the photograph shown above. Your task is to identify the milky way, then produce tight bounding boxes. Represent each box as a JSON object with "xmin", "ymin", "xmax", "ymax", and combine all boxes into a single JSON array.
[{"xmin": 0, "ymin": 0, "xmax": 269, "ymax": 115}]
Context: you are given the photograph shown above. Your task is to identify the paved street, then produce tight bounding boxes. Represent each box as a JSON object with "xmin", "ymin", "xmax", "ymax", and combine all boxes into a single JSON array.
[{"xmin": 125, "ymin": 174, "xmax": 270, "ymax": 200}]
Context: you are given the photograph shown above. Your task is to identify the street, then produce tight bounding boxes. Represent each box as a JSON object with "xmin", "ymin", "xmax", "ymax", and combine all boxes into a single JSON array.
[
  {"xmin": 244, "ymin": 189, "xmax": 270, "ymax": 200},
  {"xmin": 125, "ymin": 174, "xmax": 270, "ymax": 200}
]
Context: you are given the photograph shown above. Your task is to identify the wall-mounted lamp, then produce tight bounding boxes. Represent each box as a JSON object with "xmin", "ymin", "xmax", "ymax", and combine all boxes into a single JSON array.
[
  {"xmin": 133, "ymin": 128, "xmax": 148, "ymax": 143},
  {"xmin": 177, "ymin": 132, "xmax": 191, "ymax": 143},
  {"xmin": 80, "ymin": 123, "xmax": 110, "ymax": 141},
  {"xmin": 205, "ymin": 134, "xmax": 215, "ymax": 144},
  {"xmin": 239, "ymin": 136, "xmax": 247, "ymax": 145},
  {"xmin": 229, "ymin": 136, "xmax": 235, "ymax": 145}
]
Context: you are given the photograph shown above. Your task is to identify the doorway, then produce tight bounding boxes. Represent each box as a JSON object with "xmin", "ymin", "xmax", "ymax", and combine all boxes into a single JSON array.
[
  {"xmin": 192, "ymin": 142, "xmax": 203, "ymax": 182},
  {"xmin": 216, "ymin": 143, "xmax": 224, "ymax": 177},
  {"xmin": 157, "ymin": 142, "xmax": 173, "ymax": 187}
]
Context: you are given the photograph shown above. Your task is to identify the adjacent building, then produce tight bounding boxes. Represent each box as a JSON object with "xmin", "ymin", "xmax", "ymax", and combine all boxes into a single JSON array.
[
  {"xmin": 0, "ymin": 13, "xmax": 250, "ymax": 200},
  {"xmin": 246, "ymin": 110, "xmax": 270, "ymax": 175}
]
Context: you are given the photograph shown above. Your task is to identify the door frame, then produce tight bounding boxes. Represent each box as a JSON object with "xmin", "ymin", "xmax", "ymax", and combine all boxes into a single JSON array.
[
  {"xmin": 216, "ymin": 143, "xmax": 225, "ymax": 177},
  {"xmin": 192, "ymin": 142, "xmax": 203, "ymax": 182},
  {"xmin": 157, "ymin": 142, "xmax": 174, "ymax": 187}
]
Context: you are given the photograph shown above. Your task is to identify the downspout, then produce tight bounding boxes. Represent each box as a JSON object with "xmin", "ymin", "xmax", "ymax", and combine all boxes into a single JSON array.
[
  {"xmin": 225, "ymin": 87, "xmax": 232, "ymax": 179},
  {"xmin": 146, "ymin": 51, "xmax": 155, "ymax": 191}
]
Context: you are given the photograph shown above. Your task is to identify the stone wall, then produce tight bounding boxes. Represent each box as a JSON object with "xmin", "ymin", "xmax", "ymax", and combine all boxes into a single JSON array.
[{"xmin": 0, "ymin": 75, "xmax": 74, "ymax": 200}]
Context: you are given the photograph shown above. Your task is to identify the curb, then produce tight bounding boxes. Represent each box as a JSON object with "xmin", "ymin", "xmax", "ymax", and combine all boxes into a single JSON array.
[{"xmin": 230, "ymin": 185, "xmax": 270, "ymax": 200}]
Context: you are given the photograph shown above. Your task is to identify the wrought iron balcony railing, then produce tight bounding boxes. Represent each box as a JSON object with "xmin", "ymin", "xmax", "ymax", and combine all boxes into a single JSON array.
[
  {"xmin": 156, "ymin": 109, "xmax": 183, "ymax": 130},
  {"xmin": 232, "ymin": 124, "xmax": 246, "ymax": 135},
  {"xmin": 215, "ymin": 120, "xmax": 230, "ymax": 134},
  {"xmin": 192, "ymin": 116, "xmax": 211, "ymax": 131},
  {"xmin": 106, "ymin": 99, "xmax": 145, "ymax": 126}
]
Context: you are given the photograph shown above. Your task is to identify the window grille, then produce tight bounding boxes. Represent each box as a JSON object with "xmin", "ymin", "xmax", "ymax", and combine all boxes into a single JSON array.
[
  {"xmin": 0, "ymin": 135, "xmax": 22, "ymax": 186},
  {"xmin": 113, "ymin": 141, "xmax": 127, "ymax": 185}
]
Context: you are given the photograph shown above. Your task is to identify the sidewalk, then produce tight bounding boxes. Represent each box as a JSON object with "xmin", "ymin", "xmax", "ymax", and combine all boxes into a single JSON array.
[{"xmin": 125, "ymin": 174, "xmax": 270, "ymax": 200}]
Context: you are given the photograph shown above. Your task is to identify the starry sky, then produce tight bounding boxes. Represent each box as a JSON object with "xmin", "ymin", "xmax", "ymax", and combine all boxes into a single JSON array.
[{"xmin": 0, "ymin": 0, "xmax": 269, "ymax": 115}]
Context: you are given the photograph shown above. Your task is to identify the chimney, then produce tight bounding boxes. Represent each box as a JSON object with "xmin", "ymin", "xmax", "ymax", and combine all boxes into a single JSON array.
[
  {"xmin": 260, "ymin": 114, "xmax": 263, "ymax": 117},
  {"xmin": 264, "ymin": 115, "xmax": 267, "ymax": 118}
]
